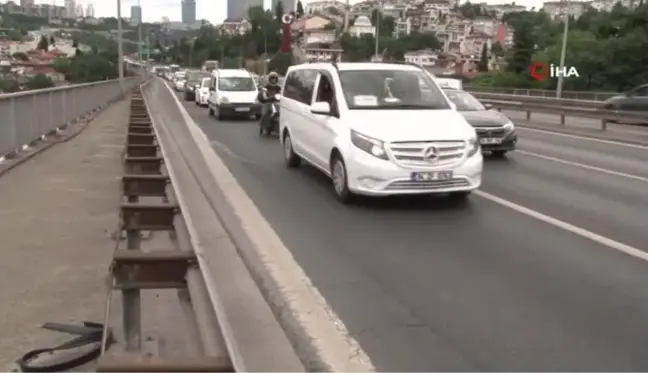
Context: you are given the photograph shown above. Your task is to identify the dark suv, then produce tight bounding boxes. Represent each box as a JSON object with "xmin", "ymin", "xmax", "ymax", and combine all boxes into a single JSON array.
[{"xmin": 183, "ymin": 70, "xmax": 211, "ymax": 101}]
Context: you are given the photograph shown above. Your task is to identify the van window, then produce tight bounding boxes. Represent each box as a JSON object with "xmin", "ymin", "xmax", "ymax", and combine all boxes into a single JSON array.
[
  {"xmin": 218, "ymin": 76, "xmax": 255, "ymax": 91},
  {"xmin": 284, "ymin": 70, "xmax": 317, "ymax": 104},
  {"xmin": 338, "ymin": 69, "xmax": 450, "ymax": 110}
]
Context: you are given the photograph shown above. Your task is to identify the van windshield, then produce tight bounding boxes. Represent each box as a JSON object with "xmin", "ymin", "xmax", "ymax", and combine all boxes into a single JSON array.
[
  {"xmin": 338, "ymin": 70, "xmax": 450, "ymax": 110},
  {"xmin": 218, "ymin": 77, "xmax": 255, "ymax": 91}
]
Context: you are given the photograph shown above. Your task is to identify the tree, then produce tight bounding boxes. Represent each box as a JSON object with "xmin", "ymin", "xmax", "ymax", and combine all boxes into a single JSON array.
[
  {"xmin": 37, "ymin": 35, "xmax": 49, "ymax": 51},
  {"xmin": 477, "ymin": 43, "xmax": 489, "ymax": 72},
  {"xmin": 49, "ymin": 35, "xmax": 55, "ymax": 45},
  {"xmin": 26, "ymin": 74, "xmax": 55, "ymax": 90},
  {"xmin": 490, "ymin": 41, "xmax": 504, "ymax": 56},
  {"xmin": 296, "ymin": 0, "xmax": 305, "ymax": 18},
  {"xmin": 12, "ymin": 52, "xmax": 28, "ymax": 61},
  {"xmin": 275, "ymin": 1, "xmax": 285, "ymax": 22},
  {"xmin": 268, "ymin": 52, "xmax": 293, "ymax": 75},
  {"xmin": 72, "ymin": 39, "xmax": 78, "ymax": 48}
]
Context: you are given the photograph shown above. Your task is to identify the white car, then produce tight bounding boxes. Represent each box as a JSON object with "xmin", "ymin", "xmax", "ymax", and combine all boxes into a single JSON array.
[
  {"xmin": 279, "ymin": 62, "xmax": 482, "ymax": 204},
  {"xmin": 207, "ymin": 69, "xmax": 262, "ymax": 120},
  {"xmin": 195, "ymin": 77, "xmax": 211, "ymax": 107}
]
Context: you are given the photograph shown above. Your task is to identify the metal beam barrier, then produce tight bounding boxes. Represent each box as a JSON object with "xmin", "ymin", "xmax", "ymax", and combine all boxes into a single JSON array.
[{"xmin": 96, "ymin": 86, "xmax": 234, "ymax": 372}]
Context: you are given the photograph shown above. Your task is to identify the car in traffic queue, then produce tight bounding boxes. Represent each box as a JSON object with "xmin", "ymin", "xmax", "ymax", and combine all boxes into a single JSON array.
[
  {"xmin": 173, "ymin": 71, "xmax": 186, "ymax": 91},
  {"xmin": 183, "ymin": 70, "xmax": 211, "ymax": 101},
  {"xmin": 443, "ymin": 89, "xmax": 517, "ymax": 157},
  {"xmin": 195, "ymin": 77, "xmax": 211, "ymax": 107},
  {"xmin": 279, "ymin": 62, "xmax": 482, "ymax": 204},
  {"xmin": 603, "ymin": 84, "xmax": 648, "ymax": 111},
  {"xmin": 207, "ymin": 69, "xmax": 262, "ymax": 120}
]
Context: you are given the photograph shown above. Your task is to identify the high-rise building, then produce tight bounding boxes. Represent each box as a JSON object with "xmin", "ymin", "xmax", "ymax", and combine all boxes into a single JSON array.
[
  {"xmin": 20, "ymin": 0, "xmax": 35, "ymax": 8},
  {"xmin": 271, "ymin": 0, "xmax": 296, "ymax": 13},
  {"xmin": 130, "ymin": 5, "xmax": 142, "ymax": 25},
  {"xmin": 181, "ymin": 0, "xmax": 196, "ymax": 24},
  {"xmin": 64, "ymin": 0, "xmax": 75, "ymax": 18},
  {"xmin": 227, "ymin": 0, "xmax": 263, "ymax": 20},
  {"xmin": 86, "ymin": 3, "xmax": 95, "ymax": 17},
  {"xmin": 75, "ymin": 3, "xmax": 84, "ymax": 17}
]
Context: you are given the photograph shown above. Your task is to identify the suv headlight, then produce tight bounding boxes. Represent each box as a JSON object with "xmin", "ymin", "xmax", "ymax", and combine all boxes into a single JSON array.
[
  {"xmin": 467, "ymin": 136, "xmax": 480, "ymax": 157},
  {"xmin": 502, "ymin": 121, "xmax": 514, "ymax": 131},
  {"xmin": 351, "ymin": 130, "xmax": 388, "ymax": 160}
]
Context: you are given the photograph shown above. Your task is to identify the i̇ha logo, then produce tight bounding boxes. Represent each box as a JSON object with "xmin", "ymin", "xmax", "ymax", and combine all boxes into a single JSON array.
[{"xmin": 528, "ymin": 61, "xmax": 580, "ymax": 81}]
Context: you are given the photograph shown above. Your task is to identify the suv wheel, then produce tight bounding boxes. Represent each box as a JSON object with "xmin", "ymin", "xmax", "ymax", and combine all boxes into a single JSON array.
[
  {"xmin": 331, "ymin": 155, "xmax": 354, "ymax": 204},
  {"xmin": 283, "ymin": 133, "xmax": 301, "ymax": 168},
  {"xmin": 448, "ymin": 191, "xmax": 471, "ymax": 202}
]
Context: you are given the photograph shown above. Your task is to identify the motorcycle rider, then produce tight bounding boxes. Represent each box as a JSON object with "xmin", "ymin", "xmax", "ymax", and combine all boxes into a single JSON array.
[{"xmin": 258, "ymin": 72, "xmax": 282, "ymax": 132}]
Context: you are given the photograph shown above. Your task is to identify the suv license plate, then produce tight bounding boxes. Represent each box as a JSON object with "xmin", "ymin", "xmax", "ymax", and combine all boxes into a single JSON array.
[
  {"xmin": 411, "ymin": 171, "xmax": 453, "ymax": 181},
  {"xmin": 235, "ymin": 107, "xmax": 250, "ymax": 112},
  {"xmin": 480, "ymin": 137, "xmax": 501, "ymax": 144}
]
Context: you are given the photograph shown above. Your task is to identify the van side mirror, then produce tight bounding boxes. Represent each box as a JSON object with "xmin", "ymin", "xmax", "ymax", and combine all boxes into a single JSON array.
[
  {"xmin": 311, "ymin": 101, "xmax": 331, "ymax": 115},
  {"xmin": 483, "ymin": 103, "xmax": 493, "ymax": 110}
]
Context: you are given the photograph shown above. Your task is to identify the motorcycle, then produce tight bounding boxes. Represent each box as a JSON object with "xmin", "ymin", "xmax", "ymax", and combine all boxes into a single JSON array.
[{"xmin": 259, "ymin": 89, "xmax": 281, "ymax": 136}]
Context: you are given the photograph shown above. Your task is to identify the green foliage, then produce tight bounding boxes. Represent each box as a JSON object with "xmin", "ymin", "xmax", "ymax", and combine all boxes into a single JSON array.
[
  {"xmin": 72, "ymin": 39, "xmax": 78, "ymax": 48},
  {"xmin": 340, "ymin": 31, "xmax": 441, "ymax": 62},
  {"xmin": 268, "ymin": 53, "xmax": 293, "ymax": 75},
  {"xmin": 49, "ymin": 35, "xmax": 55, "ymax": 45},
  {"xmin": 37, "ymin": 35, "xmax": 48, "ymax": 51},
  {"xmin": 12, "ymin": 52, "xmax": 28, "ymax": 61},
  {"xmin": 0, "ymin": 79, "xmax": 20, "ymax": 93},
  {"xmin": 25, "ymin": 73, "xmax": 54, "ymax": 90},
  {"xmin": 475, "ymin": 3, "xmax": 648, "ymax": 91},
  {"xmin": 0, "ymin": 13, "xmax": 48, "ymax": 31},
  {"xmin": 275, "ymin": 1, "xmax": 285, "ymax": 23},
  {"xmin": 296, "ymin": 1, "xmax": 305, "ymax": 17},
  {"xmin": 477, "ymin": 43, "xmax": 488, "ymax": 72},
  {"xmin": 370, "ymin": 9, "xmax": 396, "ymax": 37}
]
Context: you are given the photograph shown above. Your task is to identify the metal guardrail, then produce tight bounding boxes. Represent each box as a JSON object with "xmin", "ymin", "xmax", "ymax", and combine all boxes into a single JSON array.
[
  {"xmin": 475, "ymin": 94, "xmax": 648, "ymax": 130},
  {"xmin": 97, "ymin": 86, "xmax": 231, "ymax": 371},
  {"xmin": 465, "ymin": 86, "xmax": 619, "ymax": 101},
  {"xmin": 470, "ymin": 92, "xmax": 603, "ymax": 108},
  {"xmin": 0, "ymin": 78, "xmax": 140, "ymax": 159}
]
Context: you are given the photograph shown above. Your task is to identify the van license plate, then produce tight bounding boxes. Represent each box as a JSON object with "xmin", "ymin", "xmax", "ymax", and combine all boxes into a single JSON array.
[
  {"xmin": 411, "ymin": 171, "xmax": 453, "ymax": 181},
  {"xmin": 480, "ymin": 137, "xmax": 501, "ymax": 144},
  {"xmin": 235, "ymin": 107, "xmax": 250, "ymax": 112}
]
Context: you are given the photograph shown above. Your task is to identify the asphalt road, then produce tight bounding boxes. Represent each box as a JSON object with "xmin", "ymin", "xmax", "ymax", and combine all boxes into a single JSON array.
[{"xmin": 179, "ymin": 96, "xmax": 648, "ymax": 371}]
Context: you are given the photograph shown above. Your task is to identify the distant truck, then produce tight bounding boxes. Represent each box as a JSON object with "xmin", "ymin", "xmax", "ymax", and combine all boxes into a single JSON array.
[{"xmin": 201, "ymin": 60, "xmax": 219, "ymax": 72}]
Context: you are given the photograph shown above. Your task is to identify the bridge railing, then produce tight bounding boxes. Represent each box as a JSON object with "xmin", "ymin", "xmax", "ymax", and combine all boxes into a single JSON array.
[
  {"xmin": 0, "ymin": 77, "xmax": 141, "ymax": 159},
  {"xmin": 465, "ymin": 86, "xmax": 619, "ymax": 101}
]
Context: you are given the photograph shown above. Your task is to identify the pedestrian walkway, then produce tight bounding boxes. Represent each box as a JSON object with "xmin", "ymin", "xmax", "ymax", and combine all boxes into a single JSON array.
[{"xmin": 0, "ymin": 99, "xmax": 128, "ymax": 367}]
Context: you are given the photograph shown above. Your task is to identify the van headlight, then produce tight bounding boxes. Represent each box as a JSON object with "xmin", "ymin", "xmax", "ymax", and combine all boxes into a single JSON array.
[
  {"xmin": 351, "ymin": 130, "xmax": 388, "ymax": 160},
  {"xmin": 219, "ymin": 96, "xmax": 229, "ymax": 104},
  {"xmin": 467, "ymin": 136, "xmax": 480, "ymax": 157}
]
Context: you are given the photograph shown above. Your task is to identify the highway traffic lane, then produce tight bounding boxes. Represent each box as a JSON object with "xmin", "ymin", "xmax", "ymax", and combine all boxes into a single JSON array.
[
  {"xmin": 184, "ymin": 103, "xmax": 648, "ymax": 371},
  {"xmin": 481, "ymin": 153, "xmax": 648, "ymax": 250},
  {"xmin": 514, "ymin": 128, "xmax": 648, "ymax": 179}
]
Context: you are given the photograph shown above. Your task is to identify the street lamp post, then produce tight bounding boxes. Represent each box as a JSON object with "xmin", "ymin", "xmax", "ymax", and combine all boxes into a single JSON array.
[
  {"xmin": 117, "ymin": 0, "xmax": 124, "ymax": 91},
  {"xmin": 374, "ymin": 1, "xmax": 381, "ymax": 60},
  {"xmin": 556, "ymin": 1, "xmax": 570, "ymax": 98}
]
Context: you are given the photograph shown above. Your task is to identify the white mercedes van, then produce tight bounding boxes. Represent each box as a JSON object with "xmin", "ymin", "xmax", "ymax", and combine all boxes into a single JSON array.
[{"xmin": 279, "ymin": 62, "xmax": 482, "ymax": 204}]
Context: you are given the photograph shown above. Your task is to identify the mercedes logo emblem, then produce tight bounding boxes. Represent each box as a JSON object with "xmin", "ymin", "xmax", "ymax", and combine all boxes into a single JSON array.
[{"xmin": 423, "ymin": 145, "xmax": 439, "ymax": 162}]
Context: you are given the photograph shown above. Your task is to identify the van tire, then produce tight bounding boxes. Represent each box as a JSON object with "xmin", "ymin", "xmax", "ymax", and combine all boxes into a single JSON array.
[
  {"xmin": 208, "ymin": 107, "xmax": 214, "ymax": 116},
  {"xmin": 331, "ymin": 155, "xmax": 354, "ymax": 204},
  {"xmin": 283, "ymin": 133, "xmax": 301, "ymax": 168}
]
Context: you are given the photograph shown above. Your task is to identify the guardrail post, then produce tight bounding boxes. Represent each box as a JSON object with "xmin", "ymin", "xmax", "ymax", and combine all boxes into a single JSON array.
[
  {"xmin": 526, "ymin": 110, "xmax": 531, "ymax": 120},
  {"xmin": 601, "ymin": 118, "xmax": 607, "ymax": 131},
  {"xmin": 560, "ymin": 113, "xmax": 566, "ymax": 125}
]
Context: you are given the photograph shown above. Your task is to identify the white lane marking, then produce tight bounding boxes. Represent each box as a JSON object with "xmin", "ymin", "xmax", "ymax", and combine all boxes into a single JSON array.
[
  {"xmin": 475, "ymin": 190, "xmax": 648, "ymax": 262},
  {"xmin": 160, "ymin": 80, "xmax": 375, "ymax": 372},
  {"xmin": 517, "ymin": 126, "xmax": 648, "ymax": 150},
  {"xmin": 210, "ymin": 139, "xmax": 260, "ymax": 165},
  {"xmin": 515, "ymin": 150, "xmax": 648, "ymax": 183}
]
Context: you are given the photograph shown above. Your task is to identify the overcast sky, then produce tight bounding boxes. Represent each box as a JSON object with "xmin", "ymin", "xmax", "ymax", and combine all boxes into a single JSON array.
[{"xmin": 4, "ymin": 0, "xmax": 544, "ymax": 24}]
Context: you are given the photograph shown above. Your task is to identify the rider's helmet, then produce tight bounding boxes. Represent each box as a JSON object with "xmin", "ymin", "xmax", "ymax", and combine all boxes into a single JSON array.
[{"xmin": 267, "ymin": 72, "xmax": 280, "ymax": 86}]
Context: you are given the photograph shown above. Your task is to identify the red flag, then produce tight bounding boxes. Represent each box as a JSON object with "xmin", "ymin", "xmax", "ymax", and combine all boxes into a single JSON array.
[{"xmin": 280, "ymin": 23, "xmax": 292, "ymax": 53}]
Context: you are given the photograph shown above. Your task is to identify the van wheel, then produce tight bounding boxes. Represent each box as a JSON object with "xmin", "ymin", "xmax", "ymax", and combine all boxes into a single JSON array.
[
  {"xmin": 283, "ymin": 133, "xmax": 301, "ymax": 168},
  {"xmin": 331, "ymin": 155, "xmax": 354, "ymax": 204},
  {"xmin": 208, "ymin": 107, "xmax": 214, "ymax": 116}
]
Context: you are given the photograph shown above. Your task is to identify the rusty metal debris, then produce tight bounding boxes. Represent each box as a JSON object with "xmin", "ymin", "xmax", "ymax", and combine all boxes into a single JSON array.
[{"xmin": 96, "ymin": 85, "xmax": 234, "ymax": 372}]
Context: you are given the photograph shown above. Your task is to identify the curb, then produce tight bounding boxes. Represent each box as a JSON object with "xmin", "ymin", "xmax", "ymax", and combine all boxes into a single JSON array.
[
  {"xmin": 0, "ymin": 95, "xmax": 129, "ymax": 178},
  {"xmin": 517, "ymin": 124, "xmax": 648, "ymax": 146}
]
